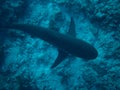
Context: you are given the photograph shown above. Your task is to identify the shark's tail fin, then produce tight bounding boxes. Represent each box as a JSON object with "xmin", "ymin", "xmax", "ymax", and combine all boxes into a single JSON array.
[{"xmin": 0, "ymin": 24, "xmax": 13, "ymax": 29}]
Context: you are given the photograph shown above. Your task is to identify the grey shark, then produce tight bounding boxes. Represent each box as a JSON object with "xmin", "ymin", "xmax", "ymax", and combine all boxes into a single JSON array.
[{"xmin": 0, "ymin": 18, "xmax": 98, "ymax": 68}]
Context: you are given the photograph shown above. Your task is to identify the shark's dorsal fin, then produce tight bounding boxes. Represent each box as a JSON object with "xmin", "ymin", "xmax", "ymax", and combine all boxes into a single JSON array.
[
  {"xmin": 51, "ymin": 17, "xmax": 76, "ymax": 68},
  {"xmin": 68, "ymin": 17, "xmax": 76, "ymax": 37}
]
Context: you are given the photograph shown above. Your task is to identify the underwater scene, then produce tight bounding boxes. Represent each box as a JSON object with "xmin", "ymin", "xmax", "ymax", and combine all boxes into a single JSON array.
[{"xmin": 0, "ymin": 0, "xmax": 120, "ymax": 90}]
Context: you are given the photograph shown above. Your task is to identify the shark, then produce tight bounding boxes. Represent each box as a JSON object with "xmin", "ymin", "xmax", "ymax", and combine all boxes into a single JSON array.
[{"xmin": 0, "ymin": 17, "xmax": 98, "ymax": 68}]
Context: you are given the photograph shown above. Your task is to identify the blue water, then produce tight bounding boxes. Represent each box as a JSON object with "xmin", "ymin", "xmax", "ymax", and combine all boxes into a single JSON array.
[{"xmin": 0, "ymin": 0, "xmax": 120, "ymax": 90}]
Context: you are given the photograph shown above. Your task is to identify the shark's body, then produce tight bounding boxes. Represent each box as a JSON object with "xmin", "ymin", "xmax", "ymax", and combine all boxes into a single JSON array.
[{"xmin": 0, "ymin": 18, "xmax": 98, "ymax": 68}]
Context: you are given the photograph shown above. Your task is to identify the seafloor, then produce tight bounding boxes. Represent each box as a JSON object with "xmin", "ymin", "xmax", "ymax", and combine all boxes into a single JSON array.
[{"xmin": 0, "ymin": 0, "xmax": 120, "ymax": 90}]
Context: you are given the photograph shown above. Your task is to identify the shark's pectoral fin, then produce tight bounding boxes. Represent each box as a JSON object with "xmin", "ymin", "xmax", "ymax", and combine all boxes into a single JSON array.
[
  {"xmin": 51, "ymin": 49, "xmax": 68, "ymax": 68},
  {"xmin": 51, "ymin": 17, "xmax": 76, "ymax": 69}
]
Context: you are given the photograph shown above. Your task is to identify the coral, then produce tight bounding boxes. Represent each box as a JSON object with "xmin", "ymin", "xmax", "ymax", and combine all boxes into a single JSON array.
[
  {"xmin": 0, "ymin": 0, "xmax": 29, "ymax": 25},
  {"xmin": 95, "ymin": 66, "xmax": 120, "ymax": 90},
  {"xmin": 81, "ymin": 67, "xmax": 98, "ymax": 89},
  {"xmin": 16, "ymin": 74, "xmax": 36, "ymax": 90},
  {"xmin": 52, "ymin": 0, "xmax": 120, "ymax": 32}
]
